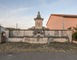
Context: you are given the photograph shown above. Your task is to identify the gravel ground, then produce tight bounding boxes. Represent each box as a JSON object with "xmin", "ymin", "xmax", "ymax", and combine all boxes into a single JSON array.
[
  {"xmin": 0, "ymin": 42, "xmax": 77, "ymax": 60},
  {"xmin": 0, "ymin": 42, "xmax": 77, "ymax": 53}
]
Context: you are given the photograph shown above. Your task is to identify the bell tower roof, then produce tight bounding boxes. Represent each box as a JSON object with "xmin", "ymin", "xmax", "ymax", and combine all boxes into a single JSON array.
[{"xmin": 34, "ymin": 11, "xmax": 43, "ymax": 20}]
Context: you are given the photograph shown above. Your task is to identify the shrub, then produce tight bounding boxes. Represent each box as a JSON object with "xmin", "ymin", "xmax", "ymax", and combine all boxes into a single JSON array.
[{"xmin": 72, "ymin": 32, "xmax": 77, "ymax": 41}]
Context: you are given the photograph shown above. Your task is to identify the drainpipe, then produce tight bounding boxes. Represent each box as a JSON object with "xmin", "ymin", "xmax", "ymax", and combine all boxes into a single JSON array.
[{"xmin": 62, "ymin": 16, "xmax": 65, "ymax": 30}]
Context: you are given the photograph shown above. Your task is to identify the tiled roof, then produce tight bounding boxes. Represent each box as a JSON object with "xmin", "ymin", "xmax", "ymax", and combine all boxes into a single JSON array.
[{"xmin": 51, "ymin": 14, "xmax": 77, "ymax": 17}]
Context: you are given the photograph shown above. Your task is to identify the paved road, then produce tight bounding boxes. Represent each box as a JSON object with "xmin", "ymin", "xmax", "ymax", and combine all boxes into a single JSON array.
[{"xmin": 0, "ymin": 52, "xmax": 77, "ymax": 60}]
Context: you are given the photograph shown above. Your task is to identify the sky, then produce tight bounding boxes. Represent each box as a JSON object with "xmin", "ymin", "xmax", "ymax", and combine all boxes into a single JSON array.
[{"xmin": 0, "ymin": 0, "xmax": 77, "ymax": 29}]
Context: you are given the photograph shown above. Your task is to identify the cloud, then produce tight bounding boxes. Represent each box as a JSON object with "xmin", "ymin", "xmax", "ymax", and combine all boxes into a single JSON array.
[
  {"xmin": 0, "ymin": 7, "xmax": 32, "ymax": 19},
  {"xmin": 49, "ymin": 0, "xmax": 74, "ymax": 13},
  {"xmin": 0, "ymin": 3, "xmax": 33, "ymax": 28},
  {"xmin": 0, "ymin": 4, "xmax": 33, "ymax": 28},
  {"xmin": 50, "ymin": 0, "xmax": 65, "ymax": 7},
  {"xmin": 0, "ymin": 3, "xmax": 10, "ymax": 10},
  {"xmin": 0, "ymin": 2, "xmax": 32, "ymax": 18},
  {"xmin": 5, "ymin": 7, "xmax": 31, "ymax": 17},
  {"xmin": 40, "ymin": 0, "xmax": 72, "ymax": 9},
  {"xmin": 0, "ymin": 16, "xmax": 35, "ymax": 28},
  {"xmin": 39, "ymin": 0, "xmax": 73, "ymax": 13},
  {"xmin": 9, "ymin": 7, "xmax": 31, "ymax": 14}
]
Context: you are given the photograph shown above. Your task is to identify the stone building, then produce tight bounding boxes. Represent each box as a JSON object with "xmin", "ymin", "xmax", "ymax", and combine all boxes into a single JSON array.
[
  {"xmin": 0, "ymin": 25, "xmax": 6, "ymax": 43},
  {"xmin": 4, "ymin": 12, "xmax": 72, "ymax": 44}
]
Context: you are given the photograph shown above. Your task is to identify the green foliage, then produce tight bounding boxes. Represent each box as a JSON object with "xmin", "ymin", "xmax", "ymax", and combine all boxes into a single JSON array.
[
  {"xmin": 72, "ymin": 32, "xmax": 77, "ymax": 41},
  {"xmin": 74, "ymin": 27, "xmax": 77, "ymax": 31},
  {"xmin": 68, "ymin": 27, "xmax": 72, "ymax": 30}
]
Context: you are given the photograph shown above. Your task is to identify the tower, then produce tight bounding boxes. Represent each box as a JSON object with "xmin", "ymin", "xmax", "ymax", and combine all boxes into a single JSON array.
[
  {"xmin": 34, "ymin": 11, "xmax": 43, "ymax": 29},
  {"xmin": 33, "ymin": 12, "xmax": 45, "ymax": 37}
]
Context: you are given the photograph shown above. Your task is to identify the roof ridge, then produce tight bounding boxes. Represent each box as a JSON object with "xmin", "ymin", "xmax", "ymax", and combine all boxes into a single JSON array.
[{"xmin": 51, "ymin": 14, "xmax": 77, "ymax": 16}]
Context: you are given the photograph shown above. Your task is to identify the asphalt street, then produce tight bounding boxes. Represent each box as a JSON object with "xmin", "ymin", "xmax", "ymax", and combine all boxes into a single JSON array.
[{"xmin": 0, "ymin": 52, "xmax": 77, "ymax": 60}]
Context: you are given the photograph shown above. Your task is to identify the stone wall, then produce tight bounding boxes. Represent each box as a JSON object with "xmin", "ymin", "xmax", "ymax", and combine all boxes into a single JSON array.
[
  {"xmin": 8, "ymin": 37, "xmax": 48, "ymax": 44},
  {"xmin": 0, "ymin": 26, "xmax": 6, "ymax": 43},
  {"xmin": 8, "ymin": 38, "xmax": 24, "ymax": 42},
  {"xmin": 45, "ymin": 30, "xmax": 72, "ymax": 42},
  {"xmin": 24, "ymin": 37, "xmax": 48, "ymax": 44},
  {"xmin": 48, "ymin": 38, "xmax": 68, "ymax": 43},
  {"xmin": 5, "ymin": 30, "xmax": 34, "ymax": 37},
  {"xmin": 7, "ymin": 37, "xmax": 70, "ymax": 44},
  {"xmin": 45, "ymin": 30, "xmax": 68, "ymax": 37},
  {"xmin": 0, "ymin": 34, "xmax": 1, "ymax": 43},
  {"xmin": 6, "ymin": 29, "xmax": 72, "ymax": 43}
]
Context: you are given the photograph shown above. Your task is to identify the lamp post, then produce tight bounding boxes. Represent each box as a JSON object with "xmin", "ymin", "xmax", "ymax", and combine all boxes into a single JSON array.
[{"xmin": 16, "ymin": 23, "xmax": 18, "ymax": 29}]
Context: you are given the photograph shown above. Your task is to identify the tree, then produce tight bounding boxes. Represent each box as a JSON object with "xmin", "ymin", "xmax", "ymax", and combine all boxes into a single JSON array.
[{"xmin": 72, "ymin": 32, "xmax": 77, "ymax": 41}]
